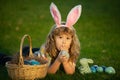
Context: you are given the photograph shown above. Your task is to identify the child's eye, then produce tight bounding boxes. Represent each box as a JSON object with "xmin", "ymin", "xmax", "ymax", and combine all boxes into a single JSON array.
[
  {"xmin": 67, "ymin": 37, "xmax": 70, "ymax": 40},
  {"xmin": 59, "ymin": 36, "xmax": 62, "ymax": 39}
]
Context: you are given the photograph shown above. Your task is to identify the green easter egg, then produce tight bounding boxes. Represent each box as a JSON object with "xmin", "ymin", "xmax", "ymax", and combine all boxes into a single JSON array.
[{"xmin": 97, "ymin": 67, "xmax": 103, "ymax": 72}]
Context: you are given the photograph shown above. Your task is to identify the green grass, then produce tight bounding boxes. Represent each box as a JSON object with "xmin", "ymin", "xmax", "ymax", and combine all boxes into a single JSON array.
[{"xmin": 0, "ymin": 0, "xmax": 120, "ymax": 80}]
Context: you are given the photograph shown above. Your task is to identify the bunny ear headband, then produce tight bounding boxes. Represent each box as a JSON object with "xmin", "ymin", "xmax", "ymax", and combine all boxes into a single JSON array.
[{"xmin": 50, "ymin": 2, "xmax": 82, "ymax": 28}]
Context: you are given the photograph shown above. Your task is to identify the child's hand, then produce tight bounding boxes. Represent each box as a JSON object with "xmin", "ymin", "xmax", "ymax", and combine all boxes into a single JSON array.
[
  {"xmin": 61, "ymin": 56, "xmax": 69, "ymax": 63},
  {"xmin": 60, "ymin": 50, "xmax": 70, "ymax": 58},
  {"xmin": 57, "ymin": 51, "xmax": 69, "ymax": 63}
]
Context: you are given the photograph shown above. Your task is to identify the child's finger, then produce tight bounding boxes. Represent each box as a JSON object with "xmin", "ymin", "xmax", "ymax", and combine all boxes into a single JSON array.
[{"xmin": 61, "ymin": 56, "xmax": 68, "ymax": 62}]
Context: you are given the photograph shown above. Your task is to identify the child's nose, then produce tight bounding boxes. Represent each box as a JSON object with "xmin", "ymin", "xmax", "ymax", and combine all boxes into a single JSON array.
[{"xmin": 62, "ymin": 39, "xmax": 66, "ymax": 44}]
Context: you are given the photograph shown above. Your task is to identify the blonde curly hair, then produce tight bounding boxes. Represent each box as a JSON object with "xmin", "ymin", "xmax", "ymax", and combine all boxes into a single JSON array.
[{"xmin": 44, "ymin": 23, "xmax": 80, "ymax": 63}]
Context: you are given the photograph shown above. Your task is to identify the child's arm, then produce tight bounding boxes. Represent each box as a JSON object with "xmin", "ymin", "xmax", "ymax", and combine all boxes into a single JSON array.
[
  {"xmin": 62, "ymin": 57, "xmax": 76, "ymax": 74},
  {"xmin": 47, "ymin": 57, "xmax": 61, "ymax": 74}
]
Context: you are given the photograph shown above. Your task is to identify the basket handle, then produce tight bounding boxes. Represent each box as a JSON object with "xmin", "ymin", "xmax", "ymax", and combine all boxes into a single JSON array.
[{"xmin": 18, "ymin": 34, "xmax": 33, "ymax": 66}]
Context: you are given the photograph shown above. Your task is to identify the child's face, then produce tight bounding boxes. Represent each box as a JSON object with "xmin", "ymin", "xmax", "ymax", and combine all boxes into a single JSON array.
[{"xmin": 55, "ymin": 34, "xmax": 72, "ymax": 51}]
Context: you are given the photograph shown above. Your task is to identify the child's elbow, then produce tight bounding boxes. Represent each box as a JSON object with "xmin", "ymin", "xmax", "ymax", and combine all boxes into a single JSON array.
[
  {"xmin": 66, "ymin": 70, "xmax": 75, "ymax": 75},
  {"xmin": 47, "ymin": 70, "xmax": 56, "ymax": 74},
  {"xmin": 47, "ymin": 71, "xmax": 56, "ymax": 74}
]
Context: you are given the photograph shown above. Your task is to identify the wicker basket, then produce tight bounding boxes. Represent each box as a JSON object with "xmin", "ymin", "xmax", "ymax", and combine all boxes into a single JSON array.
[{"xmin": 6, "ymin": 34, "xmax": 49, "ymax": 80}]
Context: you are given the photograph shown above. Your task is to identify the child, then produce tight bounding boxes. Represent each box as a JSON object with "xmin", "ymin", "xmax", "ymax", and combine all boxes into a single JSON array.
[
  {"xmin": 0, "ymin": 2, "xmax": 82, "ymax": 75},
  {"xmin": 41, "ymin": 2, "xmax": 82, "ymax": 74}
]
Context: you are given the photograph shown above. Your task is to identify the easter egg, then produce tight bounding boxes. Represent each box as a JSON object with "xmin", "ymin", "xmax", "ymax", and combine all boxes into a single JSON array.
[
  {"xmin": 101, "ymin": 66, "xmax": 106, "ymax": 72},
  {"xmin": 90, "ymin": 66, "xmax": 97, "ymax": 73},
  {"xmin": 60, "ymin": 50, "xmax": 70, "ymax": 58},
  {"xmin": 97, "ymin": 67, "xmax": 103, "ymax": 72},
  {"xmin": 105, "ymin": 67, "xmax": 116, "ymax": 74},
  {"xmin": 29, "ymin": 59, "xmax": 40, "ymax": 65},
  {"xmin": 24, "ymin": 60, "xmax": 30, "ymax": 65},
  {"xmin": 93, "ymin": 65, "xmax": 98, "ymax": 69}
]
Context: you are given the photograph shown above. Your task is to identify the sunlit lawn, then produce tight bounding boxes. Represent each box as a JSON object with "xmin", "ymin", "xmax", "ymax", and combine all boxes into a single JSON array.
[{"xmin": 0, "ymin": 0, "xmax": 120, "ymax": 80}]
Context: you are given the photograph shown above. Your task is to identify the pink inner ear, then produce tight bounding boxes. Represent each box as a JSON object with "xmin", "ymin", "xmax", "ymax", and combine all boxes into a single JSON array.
[
  {"xmin": 51, "ymin": 8, "xmax": 60, "ymax": 25},
  {"xmin": 67, "ymin": 9, "xmax": 79, "ymax": 26},
  {"xmin": 66, "ymin": 5, "xmax": 81, "ymax": 27},
  {"xmin": 50, "ymin": 3, "xmax": 61, "ymax": 27}
]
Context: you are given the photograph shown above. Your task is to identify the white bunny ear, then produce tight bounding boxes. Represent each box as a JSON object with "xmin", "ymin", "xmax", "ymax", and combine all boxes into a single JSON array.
[
  {"xmin": 50, "ymin": 2, "xmax": 61, "ymax": 27},
  {"xmin": 66, "ymin": 5, "xmax": 82, "ymax": 27},
  {"xmin": 87, "ymin": 59, "xmax": 94, "ymax": 63}
]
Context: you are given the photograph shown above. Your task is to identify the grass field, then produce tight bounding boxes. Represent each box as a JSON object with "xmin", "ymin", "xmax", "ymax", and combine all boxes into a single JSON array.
[{"xmin": 0, "ymin": 0, "xmax": 120, "ymax": 80}]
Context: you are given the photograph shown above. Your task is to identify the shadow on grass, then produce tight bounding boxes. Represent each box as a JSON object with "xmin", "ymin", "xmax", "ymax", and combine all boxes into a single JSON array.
[
  {"xmin": 0, "ymin": 65, "xmax": 11, "ymax": 80},
  {"xmin": 0, "ymin": 65, "xmax": 119, "ymax": 80},
  {"xmin": 40, "ymin": 68, "xmax": 119, "ymax": 80}
]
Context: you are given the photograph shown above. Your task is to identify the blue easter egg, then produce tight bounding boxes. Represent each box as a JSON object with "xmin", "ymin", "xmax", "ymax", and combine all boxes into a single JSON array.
[
  {"xmin": 93, "ymin": 65, "xmax": 98, "ymax": 69},
  {"xmin": 24, "ymin": 60, "xmax": 31, "ymax": 65},
  {"xmin": 91, "ymin": 66, "xmax": 97, "ymax": 73},
  {"xmin": 101, "ymin": 66, "xmax": 106, "ymax": 72}
]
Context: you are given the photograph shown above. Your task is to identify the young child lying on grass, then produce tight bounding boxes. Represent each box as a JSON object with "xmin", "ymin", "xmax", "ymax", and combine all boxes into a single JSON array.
[
  {"xmin": 40, "ymin": 2, "xmax": 81, "ymax": 74},
  {"xmin": 0, "ymin": 2, "xmax": 82, "ymax": 75}
]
